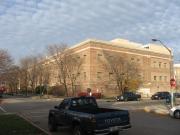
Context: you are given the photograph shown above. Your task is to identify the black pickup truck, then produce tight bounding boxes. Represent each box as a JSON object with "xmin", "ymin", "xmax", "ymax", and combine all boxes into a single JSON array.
[{"xmin": 48, "ymin": 96, "xmax": 131, "ymax": 135}]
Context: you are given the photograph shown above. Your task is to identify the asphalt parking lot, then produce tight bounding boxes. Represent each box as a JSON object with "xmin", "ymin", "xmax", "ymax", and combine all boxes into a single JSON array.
[{"xmin": 0, "ymin": 98, "xmax": 180, "ymax": 135}]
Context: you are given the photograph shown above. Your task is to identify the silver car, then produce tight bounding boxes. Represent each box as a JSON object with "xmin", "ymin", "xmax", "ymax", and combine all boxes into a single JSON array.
[{"xmin": 169, "ymin": 105, "xmax": 180, "ymax": 119}]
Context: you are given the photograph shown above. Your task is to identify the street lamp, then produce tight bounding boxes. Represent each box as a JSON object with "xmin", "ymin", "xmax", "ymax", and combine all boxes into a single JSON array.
[
  {"xmin": 152, "ymin": 38, "xmax": 174, "ymax": 107},
  {"xmin": 152, "ymin": 39, "xmax": 172, "ymax": 55}
]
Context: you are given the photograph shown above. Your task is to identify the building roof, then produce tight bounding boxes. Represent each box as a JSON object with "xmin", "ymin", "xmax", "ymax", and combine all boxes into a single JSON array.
[
  {"xmin": 144, "ymin": 44, "xmax": 171, "ymax": 55},
  {"xmin": 70, "ymin": 38, "xmax": 172, "ymax": 56}
]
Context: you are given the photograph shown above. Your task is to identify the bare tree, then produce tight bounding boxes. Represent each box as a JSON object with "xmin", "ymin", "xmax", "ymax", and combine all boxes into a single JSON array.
[
  {"xmin": 36, "ymin": 58, "xmax": 51, "ymax": 95},
  {"xmin": 5, "ymin": 65, "xmax": 20, "ymax": 93},
  {"xmin": 66, "ymin": 55, "xmax": 83, "ymax": 96},
  {"xmin": 101, "ymin": 51, "xmax": 141, "ymax": 94},
  {"xmin": 123, "ymin": 62, "xmax": 142, "ymax": 91},
  {"xmin": 47, "ymin": 44, "xmax": 83, "ymax": 96},
  {"xmin": 27, "ymin": 56, "xmax": 39, "ymax": 93},
  {"xmin": 0, "ymin": 49, "xmax": 13, "ymax": 93},
  {"xmin": 47, "ymin": 44, "xmax": 69, "ymax": 96},
  {"xmin": 20, "ymin": 54, "xmax": 52, "ymax": 96},
  {"xmin": 41, "ymin": 64, "xmax": 51, "ymax": 88},
  {"xmin": 20, "ymin": 55, "xmax": 44, "ymax": 94},
  {"xmin": 0, "ymin": 49, "xmax": 13, "ymax": 74},
  {"xmin": 20, "ymin": 57, "xmax": 32, "ymax": 96}
]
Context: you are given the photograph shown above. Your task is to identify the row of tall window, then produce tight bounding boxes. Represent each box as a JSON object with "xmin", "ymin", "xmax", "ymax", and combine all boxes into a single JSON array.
[
  {"xmin": 153, "ymin": 76, "xmax": 167, "ymax": 82},
  {"xmin": 131, "ymin": 57, "xmax": 141, "ymax": 62},
  {"xmin": 97, "ymin": 72, "xmax": 114, "ymax": 80},
  {"xmin": 152, "ymin": 61, "xmax": 168, "ymax": 68}
]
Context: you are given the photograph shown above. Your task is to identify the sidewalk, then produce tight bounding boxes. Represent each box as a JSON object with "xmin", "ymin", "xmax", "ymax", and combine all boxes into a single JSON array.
[
  {"xmin": 144, "ymin": 104, "xmax": 170, "ymax": 115},
  {"xmin": 0, "ymin": 96, "xmax": 63, "ymax": 104},
  {"xmin": 31, "ymin": 95, "xmax": 63, "ymax": 101}
]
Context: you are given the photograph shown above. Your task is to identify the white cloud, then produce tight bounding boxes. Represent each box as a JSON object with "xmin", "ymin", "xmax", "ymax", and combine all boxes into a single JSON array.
[{"xmin": 0, "ymin": 0, "xmax": 180, "ymax": 62}]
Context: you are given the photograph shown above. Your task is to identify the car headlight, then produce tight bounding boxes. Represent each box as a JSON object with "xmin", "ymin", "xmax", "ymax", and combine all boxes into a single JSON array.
[{"xmin": 170, "ymin": 107, "xmax": 176, "ymax": 112}]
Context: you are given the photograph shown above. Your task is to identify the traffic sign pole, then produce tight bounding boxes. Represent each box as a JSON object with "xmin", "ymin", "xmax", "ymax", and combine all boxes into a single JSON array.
[{"xmin": 170, "ymin": 78, "xmax": 176, "ymax": 107}]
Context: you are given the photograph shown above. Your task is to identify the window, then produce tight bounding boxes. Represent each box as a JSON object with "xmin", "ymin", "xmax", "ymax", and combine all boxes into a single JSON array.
[
  {"xmin": 97, "ymin": 72, "xmax": 102, "ymax": 79},
  {"xmin": 164, "ymin": 63, "xmax": 167, "ymax": 68},
  {"xmin": 59, "ymin": 99, "xmax": 69, "ymax": 109},
  {"xmin": 98, "ymin": 54, "xmax": 102, "ymax": 56},
  {"xmin": 159, "ymin": 62, "xmax": 161, "ymax": 68},
  {"xmin": 109, "ymin": 72, "xmax": 113, "ymax": 80},
  {"xmin": 164, "ymin": 76, "xmax": 167, "ymax": 82},
  {"xmin": 83, "ymin": 54, "xmax": 87, "ymax": 57},
  {"xmin": 131, "ymin": 58, "xmax": 134, "ymax": 61},
  {"xmin": 144, "ymin": 46, "xmax": 149, "ymax": 49},
  {"xmin": 84, "ymin": 72, "xmax": 86, "ymax": 80},
  {"xmin": 154, "ymin": 76, "xmax": 157, "ymax": 81},
  {"xmin": 159, "ymin": 76, "xmax": 162, "ymax": 81},
  {"xmin": 153, "ymin": 61, "xmax": 156, "ymax": 67},
  {"xmin": 137, "ymin": 58, "xmax": 140, "ymax": 62}
]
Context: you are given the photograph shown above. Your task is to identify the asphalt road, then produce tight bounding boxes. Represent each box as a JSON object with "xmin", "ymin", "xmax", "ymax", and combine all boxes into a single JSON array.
[{"xmin": 0, "ymin": 98, "xmax": 180, "ymax": 135}]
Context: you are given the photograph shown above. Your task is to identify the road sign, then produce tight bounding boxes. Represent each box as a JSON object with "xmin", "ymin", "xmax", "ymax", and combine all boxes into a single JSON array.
[{"xmin": 170, "ymin": 78, "xmax": 176, "ymax": 87}]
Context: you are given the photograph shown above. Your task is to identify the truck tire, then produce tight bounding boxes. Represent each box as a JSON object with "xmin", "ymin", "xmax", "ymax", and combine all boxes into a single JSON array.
[
  {"xmin": 48, "ymin": 116, "xmax": 57, "ymax": 132},
  {"xmin": 73, "ymin": 125, "xmax": 84, "ymax": 135},
  {"xmin": 174, "ymin": 110, "xmax": 180, "ymax": 119}
]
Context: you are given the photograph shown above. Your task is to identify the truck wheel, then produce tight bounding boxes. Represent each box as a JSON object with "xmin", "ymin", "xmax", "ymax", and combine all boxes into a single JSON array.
[
  {"xmin": 174, "ymin": 110, "xmax": 180, "ymax": 119},
  {"xmin": 48, "ymin": 116, "xmax": 57, "ymax": 132},
  {"xmin": 73, "ymin": 126, "xmax": 84, "ymax": 135}
]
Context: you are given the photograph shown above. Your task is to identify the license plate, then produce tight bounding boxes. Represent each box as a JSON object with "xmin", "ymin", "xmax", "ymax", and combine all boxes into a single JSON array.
[{"xmin": 110, "ymin": 126, "xmax": 119, "ymax": 132}]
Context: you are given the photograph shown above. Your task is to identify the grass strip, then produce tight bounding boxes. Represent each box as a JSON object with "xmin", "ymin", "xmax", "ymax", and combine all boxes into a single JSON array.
[{"xmin": 0, "ymin": 114, "xmax": 47, "ymax": 135}]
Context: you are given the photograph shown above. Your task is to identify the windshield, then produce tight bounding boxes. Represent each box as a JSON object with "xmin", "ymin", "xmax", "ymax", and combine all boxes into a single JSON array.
[{"xmin": 71, "ymin": 98, "xmax": 97, "ymax": 108}]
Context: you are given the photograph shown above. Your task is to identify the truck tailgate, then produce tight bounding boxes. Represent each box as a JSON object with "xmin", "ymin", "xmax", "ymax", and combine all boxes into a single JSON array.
[{"xmin": 94, "ymin": 109, "xmax": 130, "ymax": 130}]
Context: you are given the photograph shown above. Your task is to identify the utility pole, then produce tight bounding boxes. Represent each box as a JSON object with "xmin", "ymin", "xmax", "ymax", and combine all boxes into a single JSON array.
[{"xmin": 152, "ymin": 39, "xmax": 174, "ymax": 107}]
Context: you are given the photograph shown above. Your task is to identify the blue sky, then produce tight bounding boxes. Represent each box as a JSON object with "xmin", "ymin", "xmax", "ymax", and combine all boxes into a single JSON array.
[{"xmin": 0, "ymin": 0, "xmax": 180, "ymax": 63}]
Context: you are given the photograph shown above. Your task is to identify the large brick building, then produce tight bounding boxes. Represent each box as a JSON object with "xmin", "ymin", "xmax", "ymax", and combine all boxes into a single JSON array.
[
  {"xmin": 45, "ymin": 38, "xmax": 173, "ymax": 97},
  {"xmin": 174, "ymin": 64, "xmax": 180, "ymax": 88}
]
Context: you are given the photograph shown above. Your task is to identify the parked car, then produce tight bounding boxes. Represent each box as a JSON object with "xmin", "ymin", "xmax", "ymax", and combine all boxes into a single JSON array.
[
  {"xmin": 48, "ymin": 96, "xmax": 131, "ymax": 135},
  {"xmin": 151, "ymin": 91, "xmax": 170, "ymax": 100},
  {"xmin": 0, "ymin": 87, "xmax": 6, "ymax": 98},
  {"xmin": 78, "ymin": 92, "xmax": 88, "ymax": 97},
  {"xmin": 92, "ymin": 92, "xmax": 102, "ymax": 99},
  {"xmin": 169, "ymin": 105, "xmax": 180, "ymax": 119},
  {"xmin": 0, "ymin": 91, "xmax": 3, "ymax": 98},
  {"xmin": 135, "ymin": 92, "xmax": 141, "ymax": 99},
  {"xmin": 78, "ymin": 92, "xmax": 102, "ymax": 99},
  {"xmin": 174, "ymin": 93, "xmax": 180, "ymax": 98},
  {"xmin": 116, "ymin": 92, "xmax": 141, "ymax": 101}
]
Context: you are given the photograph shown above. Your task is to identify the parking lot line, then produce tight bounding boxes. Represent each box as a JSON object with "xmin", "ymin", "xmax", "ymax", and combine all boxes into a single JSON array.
[{"xmin": 0, "ymin": 106, "xmax": 7, "ymax": 113}]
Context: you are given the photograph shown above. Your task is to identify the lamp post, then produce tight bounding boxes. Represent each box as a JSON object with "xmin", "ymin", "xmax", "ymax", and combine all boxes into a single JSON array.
[{"xmin": 152, "ymin": 39, "xmax": 174, "ymax": 107}]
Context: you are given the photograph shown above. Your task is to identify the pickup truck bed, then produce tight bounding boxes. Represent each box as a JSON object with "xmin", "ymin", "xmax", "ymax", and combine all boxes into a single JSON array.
[{"xmin": 70, "ymin": 107, "xmax": 124, "ymax": 114}]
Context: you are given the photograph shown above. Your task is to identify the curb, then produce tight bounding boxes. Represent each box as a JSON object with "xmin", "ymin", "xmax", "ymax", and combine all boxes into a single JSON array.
[
  {"xmin": 144, "ymin": 106, "xmax": 169, "ymax": 116},
  {"xmin": 17, "ymin": 113, "xmax": 52, "ymax": 135}
]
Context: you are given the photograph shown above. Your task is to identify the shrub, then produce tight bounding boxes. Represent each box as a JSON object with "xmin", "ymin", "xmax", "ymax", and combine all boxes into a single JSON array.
[
  {"xmin": 48, "ymin": 85, "xmax": 65, "ymax": 96},
  {"xmin": 35, "ymin": 86, "xmax": 47, "ymax": 95}
]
